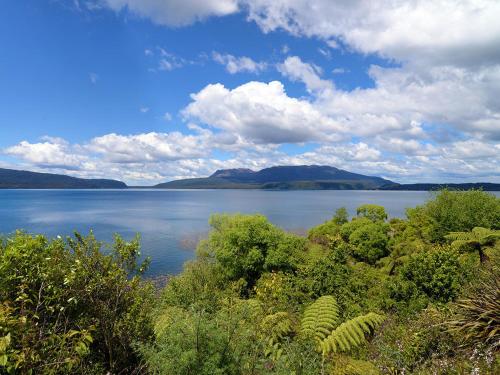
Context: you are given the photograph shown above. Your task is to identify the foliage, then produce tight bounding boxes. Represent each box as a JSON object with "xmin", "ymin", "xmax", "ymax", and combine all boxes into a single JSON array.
[
  {"xmin": 356, "ymin": 204, "xmax": 388, "ymax": 222},
  {"xmin": 307, "ymin": 208, "xmax": 348, "ymax": 245},
  {"xmin": 408, "ymin": 189, "xmax": 500, "ymax": 243},
  {"xmin": 391, "ymin": 246, "xmax": 465, "ymax": 304},
  {"xmin": 142, "ymin": 298, "xmax": 265, "ymax": 375},
  {"xmin": 301, "ymin": 296, "xmax": 340, "ymax": 342},
  {"xmin": 445, "ymin": 226, "xmax": 500, "ymax": 263},
  {"xmin": 0, "ymin": 231, "xmax": 154, "ymax": 374},
  {"xmin": 448, "ymin": 266, "xmax": 500, "ymax": 349},
  {"xmin": 200, "ymin": 214, "xmax": 305, "ymax": 292},
  {"xmin": 321, "ymin": 312, "xmax": 384, "ymax": 355},
  {"xmin": 348, "ymin": 222, "xmax": 389, "ymax": 264},
  {"xmin": 300, "ymin": 295, "xmax": 384, "ymax": 356},
  {"xmin": 4, "ymin": 189, "xmax": 500, "ymax": 374}
]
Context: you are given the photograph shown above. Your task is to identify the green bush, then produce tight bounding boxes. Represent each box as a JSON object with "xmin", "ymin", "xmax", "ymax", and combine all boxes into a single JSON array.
[
  {"xmin": 307, "ymin": 208, "xmax": 348, "ymax": 245},
  {"xmin": 200, "ymin": 214, "xmax": 306, "ymax": 291},
  {"xmin": 348, "ymin": 222, "xmax": 389, "ymax": 264},
  {"xmin": 356, "ymin": 204, "xmax": 388, "ymax": 222},
  {"xmin": 407, "ymin": 190, "xmax": 500, "ymax": 243},
  {"xmin": 0, "ymin": 231, "xmax": 154, "ymax": 374},
  {"xmin": 392, "ymin": 247, "xmax": 466, "ymax": 303}
]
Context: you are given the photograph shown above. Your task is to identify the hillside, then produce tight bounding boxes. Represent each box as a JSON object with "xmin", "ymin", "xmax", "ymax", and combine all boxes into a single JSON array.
[
  {"xmin": 380, "ymin": 182, "xmax": 500, "ymax": 191},
  {"xmin": 0, "ymin": 168, "xmax": 127, "ymax": 189},
  {"xmin": 155, "ymin": 165, "xmax": 393, "ymax": 190}
]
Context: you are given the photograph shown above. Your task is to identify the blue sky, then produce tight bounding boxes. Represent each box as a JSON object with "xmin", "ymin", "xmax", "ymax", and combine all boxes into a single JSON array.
[{"xmin": 1, "ymin": 0, "xmax": 499, "ymax": 184}]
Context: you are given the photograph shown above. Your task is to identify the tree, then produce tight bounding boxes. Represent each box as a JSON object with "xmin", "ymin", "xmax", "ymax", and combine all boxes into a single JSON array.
[
  {"xmin": 445, "ymin": 227, "xmax": 500, "ymax": 263},
  {"xmin": 333, "ymin": 207, "xmax": 349, "ymax": 225},
  {"xmin": 308, "ymin": 208, "xmax": 348, "ymax": 245},
  {"xmin": 394, "ymin": 247, "xmax": 464, "ymax": 303},
  {"xmin": 356, "ymin": 204, "xmax": 388, "ymax": 222},
  {"xmin": 201, "ymin": 214, "xmax": 306, "ymax": 292},
  {"xmin": 348, "ymin": 223, "xmax": 389, "ymax": 264},
  {"xmin": 407, "ymin": 190, "xmax": 500, "ymax": 243},
  {"xmin": 0, "ymin": 231, "xmax": 154, "ymax": 374}
]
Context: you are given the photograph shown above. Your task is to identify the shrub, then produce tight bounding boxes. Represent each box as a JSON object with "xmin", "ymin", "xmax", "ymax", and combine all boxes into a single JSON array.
[
  {"xmin": 356, "ymin": 204, "xmax": 388, "ymax": 222},
  {"xmin": 0, "ymin": 231, "xmax": 154, "ymax": 374},
  {"xmin": 407, "ymin": 190, "xmax": 500, "ymax": 243},
  {"xmin": 393, "ymin": 247, "xmax": 465, "ymax": 303},
  {"xmin": 349, "ymin": 223, "xmax": 389, "ymax": 264}
]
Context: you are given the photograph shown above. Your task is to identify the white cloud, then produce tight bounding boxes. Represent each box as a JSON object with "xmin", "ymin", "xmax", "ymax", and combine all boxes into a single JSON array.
[
  {"xmin": 163, "ymin": 112, "xmax": 172, "ymax": 121},
  {"xmin": 140, "ymin": 107, "xmax": 150, "ymax": 113},
  {"xmin": 244, "ymin": 0, "xmax": 500, "ymax": 67},
  {"xmin": 3, "ymin": 132, "xmax": 500, "ymax": 184},
  {"xmin": 212, "ymin": 52, "xmax": 267, "ymax": 74},
  {"xmin": 87, "ymin": 132, "xmax": 211, "ymax": 162},
  {"xmin": 4, "ymin": 139, "xmax": 86, "ymax": 170},
  {"xmin": 183, "ymin": 80, "xmax": 344, "ymax": 144},
  {"xmin": 317, "ymin": 64, "xmax": 500, "ymax": 140},
  {"xmin": 99, "ymin": 0, "xmax": 239, "ymax": 27},
  {"xmin": 277, "ymin": 56, "xmax": 333, "ymax": 93}
]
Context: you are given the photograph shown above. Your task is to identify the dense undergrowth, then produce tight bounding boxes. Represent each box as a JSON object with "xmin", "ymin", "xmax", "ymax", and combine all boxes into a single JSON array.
[{"xmin": 1, "ymin": 190, "xmax": 499, "ymax": 374}]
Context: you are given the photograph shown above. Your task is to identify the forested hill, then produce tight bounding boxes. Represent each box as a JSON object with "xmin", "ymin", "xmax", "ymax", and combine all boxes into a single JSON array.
[
  {"xmin": 0, "ymin": 168, "xmax": 127, "ymax": 189},
  {"xmin": 155, "ymin": 165, "xmax": 393, "ymax": 190},
  {"xmin": 380, "ymin": 182, "xmax": 500, "ymax": 191}
]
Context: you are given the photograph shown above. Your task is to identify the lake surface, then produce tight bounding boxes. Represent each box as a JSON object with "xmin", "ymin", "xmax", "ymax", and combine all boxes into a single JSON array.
[{"xmin": 1, "ymin": 189, "xmax": 498, "ymax": 275}]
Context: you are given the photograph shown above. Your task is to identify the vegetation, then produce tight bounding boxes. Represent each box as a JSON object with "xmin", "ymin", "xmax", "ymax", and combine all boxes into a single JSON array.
[
  {"xmin": 0, "ymin": 167, "xmax": 126, "ymax": 189},
  {"xmin": 1, "ymin": 189, "xmax": 499, "ymax": 374}
]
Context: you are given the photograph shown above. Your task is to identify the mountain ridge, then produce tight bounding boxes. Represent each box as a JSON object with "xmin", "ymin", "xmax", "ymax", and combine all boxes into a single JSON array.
[
  {"xmin": 0, "ymin": 168, "xmax": 127, "ymax": 189},
  {"xmin": 156, "ymin": 165, "xmax": 393, "ymax": 190}
]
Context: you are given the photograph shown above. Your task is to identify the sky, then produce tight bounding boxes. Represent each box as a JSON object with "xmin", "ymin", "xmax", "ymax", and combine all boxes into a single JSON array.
[{"xmin": 1, "ymin": 0, "xmax": 499, "ymax": 185}]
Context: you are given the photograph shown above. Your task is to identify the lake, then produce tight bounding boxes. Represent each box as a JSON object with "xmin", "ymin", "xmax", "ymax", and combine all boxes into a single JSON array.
[{"xmin": 1, "ymin": 189, "xmax": 498, "ymax": 275}]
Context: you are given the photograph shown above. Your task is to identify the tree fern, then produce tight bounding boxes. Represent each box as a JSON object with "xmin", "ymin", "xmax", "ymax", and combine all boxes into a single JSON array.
[
  {"xmin": 260, "ymin": 311, "xmax": 293, "ymax": 361},
  {"xmin": 321, "ymin": 312, "xmax": 384, "ymax": 355},
  {"xmin": 445, "ymin": 227, "xmax": 500, "ymax": 263},
  {"xmin": 300, "ymin": 296, "xmax": 384, "ymax": 357},
  {"xmin": 301, "ymin": 295, "xmax": 339, "ymax": 341}
]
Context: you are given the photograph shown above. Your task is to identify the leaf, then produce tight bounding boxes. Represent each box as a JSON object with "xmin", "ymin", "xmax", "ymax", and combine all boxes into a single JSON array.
[{"xmin": 301, "ymin": 295, "xmax": 339, "ymax": 342}]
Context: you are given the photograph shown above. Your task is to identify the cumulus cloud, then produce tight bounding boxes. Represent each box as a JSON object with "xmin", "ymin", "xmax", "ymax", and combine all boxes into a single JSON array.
[
  {"xmin": 4, "ymin": 139, "xmax": 86, "ymax": 170},
  {"xmin": 244, "ymin": 0, "xmax": 500, "ymax": 67},
  {"xmin": 12, "ymin": 1, "xmax": 500, "ymax": 184},
  {"xmin": 277, "ymin": 56, "xmax": 333, "ymax": 93},
  {"xmin": 99, "ymin": 0, "xmax": 239, "ymax": 27},
  {"xmin": 212, "ymin": 52, "xmax": 267, "ymax": 74},
  {"xmin": 3, "ymin": 131, "xmax": 500, "ymax": 184},
  {"xmin": 316, "ymin": 64, "xmax": 500, "ymax": 140},
  {"xmin": 87, "ymin": 132, "xmax": 212, "ymax": 162},
  {"xmin": 183, "ymin": 81, "xmax": 345, "ymax": 144}
]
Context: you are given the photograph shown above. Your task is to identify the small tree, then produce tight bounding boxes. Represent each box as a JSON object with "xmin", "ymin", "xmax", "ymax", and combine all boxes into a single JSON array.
[
  {"xmin": 356, "ymin": 204, "xmax": 388, "ymax": 222},
  {"xmin": 445, "ymin": 227, "xmax": 500, "ymax": 263}
]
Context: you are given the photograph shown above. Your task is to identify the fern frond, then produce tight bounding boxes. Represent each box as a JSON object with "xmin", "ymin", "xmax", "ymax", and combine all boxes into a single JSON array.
[
  {"xmin": 301, "ymin": 295, "xmax": 339, "ymax": 342},
  {"xmin": 261, "ymin": 311, "xmax": 293, "ymax": 343},
  {"xmin": 321, "ymin": 312, "xmax": 384, "ymax": 355},
  {"xmin": 445, "ymin": 227, "xmax": 500, "ymax": 243},
  {"xmin": 261, "ymin": 312, "xmax": 293, "ymax": 361}
]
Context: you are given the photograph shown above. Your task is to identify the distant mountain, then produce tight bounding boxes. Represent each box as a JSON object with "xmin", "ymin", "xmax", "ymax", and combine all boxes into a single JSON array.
[
  {"xmin": 380, "ymin": 182, "xmax": 500, "ymax": 191},
  {"xmin": 0, "ymin": 168, "xmax": 127, "ymax": 189},
  {"xmin": 155, "ymin": 165, "xmax": 393, "ymax": 190}
]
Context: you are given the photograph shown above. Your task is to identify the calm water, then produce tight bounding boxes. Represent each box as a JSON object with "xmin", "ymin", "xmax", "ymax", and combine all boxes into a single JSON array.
[{"xmin": 1, "ymin": 189, "xmax": 498, "ymax": 275}]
